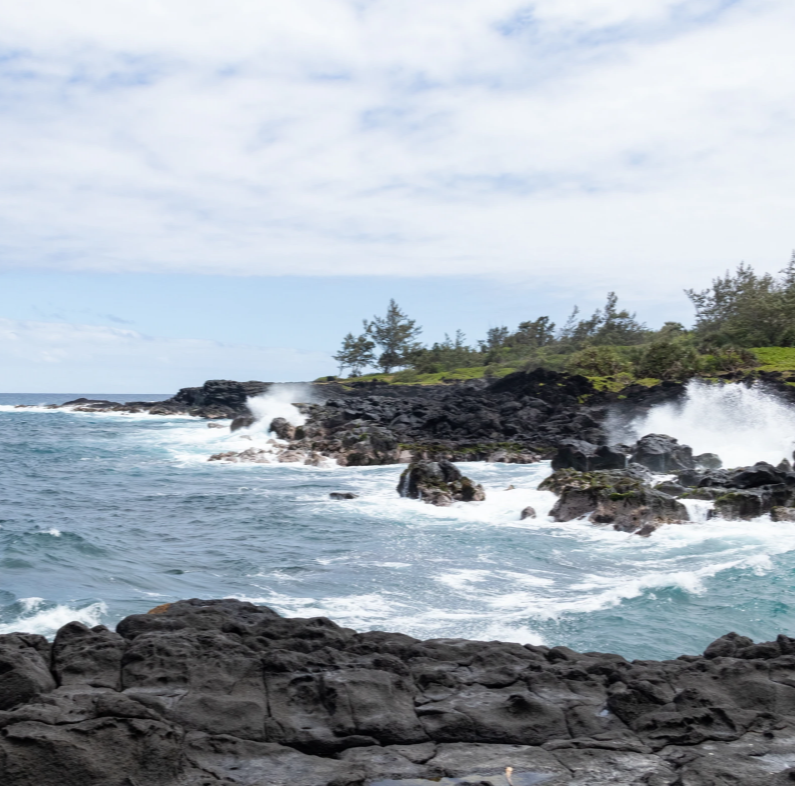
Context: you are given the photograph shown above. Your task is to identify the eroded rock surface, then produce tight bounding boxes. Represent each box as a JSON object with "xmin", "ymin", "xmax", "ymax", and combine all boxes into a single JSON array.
[
  {"xmin": 540, "ymin": 466, "xmax": 688, "ymax": 533},
  {"xmin": 397, "ymin": 460, "xmax": 486, "ymax": 506},
  {"xmin": 3, "ymin": 599, "xmax": 795, "ymax": 785}
]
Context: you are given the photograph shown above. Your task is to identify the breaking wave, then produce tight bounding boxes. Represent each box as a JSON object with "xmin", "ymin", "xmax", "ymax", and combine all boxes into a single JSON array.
[{"xmin": 616, "ymin": 379, "xmax": 795, "ymax": 468}]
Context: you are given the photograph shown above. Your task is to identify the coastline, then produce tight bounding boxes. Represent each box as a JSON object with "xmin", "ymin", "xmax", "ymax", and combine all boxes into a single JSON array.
[{"xmin": 2, "ymin": 598, "xmax": 795, "ymax": 785}]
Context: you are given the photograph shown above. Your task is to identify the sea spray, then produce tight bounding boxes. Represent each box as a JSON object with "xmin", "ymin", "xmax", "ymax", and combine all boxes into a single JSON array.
[
  {"xmin": 245, "ymin": 383, "xmax": 314, "ymax": 434},
  {"xmin": 613, "ymin": 380, "xmax": 795, "ymax": 468}
]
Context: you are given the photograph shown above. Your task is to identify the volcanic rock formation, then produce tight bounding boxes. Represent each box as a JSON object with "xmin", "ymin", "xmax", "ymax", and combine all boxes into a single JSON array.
[{"xmin": 3, "ymin": 599, "xmax": 795, "ymax": 785}]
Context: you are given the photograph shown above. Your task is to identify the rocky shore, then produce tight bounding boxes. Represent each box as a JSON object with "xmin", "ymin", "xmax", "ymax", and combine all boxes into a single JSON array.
[
  {"xmin": 30, "ymin": 371, "xmax": 795, "ymax": 465},
  {"xmin": 3, "ymin": 598, "xmax": 795, "ymax": 785}
]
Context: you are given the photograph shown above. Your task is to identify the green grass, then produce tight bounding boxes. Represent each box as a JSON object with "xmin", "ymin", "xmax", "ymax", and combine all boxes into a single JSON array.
[
  {"xmin": 322, "ymin": 365, "xmax": 519, "ymax": 386},
  {"xmin": 751, "ymin": 347, "xmax": 795, "ymax": 372}
]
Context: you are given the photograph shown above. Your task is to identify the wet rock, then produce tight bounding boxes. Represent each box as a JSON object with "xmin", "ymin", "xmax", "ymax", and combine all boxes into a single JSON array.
[
  {"xmin": 654, "ymin": 481, "xmax": 687, "ymax": 496},
  {"xmin": 540, "ymin": 468, "xmax": 688, "ymax": 533},
  {"xmin": 208, "ymin": 450, "xmax": 239, "ymax": 462},
  {"xmin": 270, "ymin": 417, "xmax": 296, "ymax": 440},
  {"xmin": 630, "ymin": 433, "xmax": 694, "ymax": 472},
  {"xmin": 694, "ymin": 452, "xmax": 723, "ymax": 469},
  {"xmin": 551, "ymin": 440, "xmax": 628, "ymax": 472},
  {"xmin": 771, "ymin": 506, "xmax": 795, "ymax": 522},
  {"xmin": 398, "ymin": 460, "xmax": 485, "ymax": 506},
  {"xmin": 680, "ymin": 487, "xmax": 723, "ymax": 501},
  {"xmin": 230, "ymin": 414, "xmax": 255, "ymax": 431},
  {"xmin": 330, "ymin": 492, "xmax": 359, "ymax": 500},
  {"xmin": 207, "ymin": 422, "xmax": 225, "ymax": 429},
  {"xmin": 675, "ymin": 467, "xmax": 720, "ymax": 487},
  {"xmin": 520, "ymin": 506, "xmax": 536, "ymax": 520},
  {"xmin": 713, "ymin": 486, "xmax": 792, "ymax": 520},
  {"xmin": 728, "ymin": 461, "xmax": 786, "ymax": 489}
]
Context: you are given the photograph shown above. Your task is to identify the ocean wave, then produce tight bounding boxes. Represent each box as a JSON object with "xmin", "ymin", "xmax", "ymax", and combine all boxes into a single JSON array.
[{"xmin": 0, "ymin": 598, "xmax": 107, "ymax": 637}]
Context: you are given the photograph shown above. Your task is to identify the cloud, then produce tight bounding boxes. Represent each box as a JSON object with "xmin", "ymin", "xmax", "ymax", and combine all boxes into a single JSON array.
[
  {"xmin": 0, "ymin": 318, "xmax": 332, "ymax": 391},
  {"xmin": 0, "ymin": 1, "xmax": 793, "ymax": 294}
]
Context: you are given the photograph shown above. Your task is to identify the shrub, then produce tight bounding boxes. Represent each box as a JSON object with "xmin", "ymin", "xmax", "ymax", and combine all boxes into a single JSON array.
[
  {"xmin": 635, "ymin": 339, "xmax": 700, "ymax": 380},
  {"xmin": 567, "ymin": 346, "xmax": 631, "ymax": 377}
]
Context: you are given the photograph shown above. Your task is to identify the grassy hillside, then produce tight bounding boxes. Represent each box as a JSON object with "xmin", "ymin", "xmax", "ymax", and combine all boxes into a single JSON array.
[{"xmin": 317, "ymin": 347, "xmax": 795, "ymax": 389}]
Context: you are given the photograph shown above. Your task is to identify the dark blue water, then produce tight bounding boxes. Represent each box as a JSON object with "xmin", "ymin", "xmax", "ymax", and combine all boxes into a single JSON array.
[{"xmin": 2, "ymin": 391, "xmax": 795, "ymax": 660}]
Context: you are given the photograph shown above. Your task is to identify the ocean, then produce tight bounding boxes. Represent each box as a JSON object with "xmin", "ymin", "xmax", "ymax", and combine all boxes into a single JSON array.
[{"xmin": 2, "ymin": 385, "xmax": 794, "ymax": 661}]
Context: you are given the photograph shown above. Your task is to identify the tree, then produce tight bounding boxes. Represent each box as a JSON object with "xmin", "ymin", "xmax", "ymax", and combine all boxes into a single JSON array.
[
  {"xmin": 558, "ymin": 293, "xmax": 647, "ymax": 348},
  {"xmin": 515, "ymin": 316, "xmax": 556, "ymax": 347},
  {"xmin": 686, "ymin": 260, "xmax": 795, "ymax": 347},
  {"xmin": 593, "ymin": 292, "xmax": 648, "ymax": 345},
  {"xmin": 366, "ymin": 300, "xmax": 423, "ymax": 373},
  {"xmin": 479, "ymin": 326, "xmax": 509, "ymax": 351},
  {"xmin": 332, "ymin": 331, "xmax": 375, "ymax": 377}
]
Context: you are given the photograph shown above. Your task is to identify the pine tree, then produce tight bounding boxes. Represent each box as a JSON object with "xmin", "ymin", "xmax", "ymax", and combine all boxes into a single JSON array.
[
  {"xmin": 332, "ymin": 332, "xmax": 375, "ymax": 377},
  {"xmin": 366, "ymin": 300, "xmax": 423, "ymax": 373}
]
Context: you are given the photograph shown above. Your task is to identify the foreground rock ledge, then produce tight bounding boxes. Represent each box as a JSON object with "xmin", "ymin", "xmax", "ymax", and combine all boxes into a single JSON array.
[{"xmin": 2, "ymin": 600, "xmax": 795, "ymax": 785}]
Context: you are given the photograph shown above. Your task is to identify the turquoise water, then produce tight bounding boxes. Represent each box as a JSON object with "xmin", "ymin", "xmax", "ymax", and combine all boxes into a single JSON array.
[{"xmin": 2, "ymin": 391, "xmax": 794, "ymax": 661}]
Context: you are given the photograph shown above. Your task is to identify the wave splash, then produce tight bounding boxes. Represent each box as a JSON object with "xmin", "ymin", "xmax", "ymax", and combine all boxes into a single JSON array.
[
  {"xmin": 615, "ymin": 380, "xmax": 795, "ymax": 468},
  {"xmin": 0, "ymin": 598, "xmax": 107, "ymax": 637},
  {"xmin": 245, "ymin": 383, "xmax": 314, "ymax": 433}
]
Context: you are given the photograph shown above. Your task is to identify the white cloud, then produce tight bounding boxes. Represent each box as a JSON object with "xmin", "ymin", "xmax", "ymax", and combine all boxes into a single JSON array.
[
  {"xmin": 0, "ymin": 0, "xmax": 793, "ymax": 294},
  {"xmin": 0, "ymin": 318, "xmax": 331, "ymax": 391}
]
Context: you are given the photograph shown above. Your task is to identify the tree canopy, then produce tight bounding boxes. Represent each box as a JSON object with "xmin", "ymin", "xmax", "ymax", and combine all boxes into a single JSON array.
[{"xmin": 328, "ymin": 255, "xmax": 795, "ymax": 382}]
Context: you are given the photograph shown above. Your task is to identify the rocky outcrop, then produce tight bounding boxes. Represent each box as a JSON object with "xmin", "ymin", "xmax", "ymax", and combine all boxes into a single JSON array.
[
  {"xmin": 550, "ymin": 434, "xmax": 695, "ymax": 476},
  {"xmin": 269, "ymin": 369, "xmax": 608, "ymax": 466},
  {"xmin": 397, "ymin": 460, "xmax": 485, "ymax": 506},
  {"xmin": 551, "ymin": 439, "xmax": 629, "ymax": 472},
  {"xmin": 629, "ymin": 433, "xmax": 694, "ymax": 472},
  {"xmin": 3, "ymin": 599, "xmax": 795, "ymax": 785},
  {"xmin": 674, "ymin": 460, "xmax": 795, "ymax": 520},
  {"xmin": 540, "ymin": 466, "xmax": 688, "ymax": 534}
]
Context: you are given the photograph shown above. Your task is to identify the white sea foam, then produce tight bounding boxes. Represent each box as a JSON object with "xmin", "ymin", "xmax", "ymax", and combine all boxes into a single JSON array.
[
  {"xmin": 246, "ymin": 383, "xmax": 313, "ymax": 431},
  {"xmin": 615, "ymin": 379, "xmax": 795, "ymax": 468},
  {"xmin": 0, "ymin": 599, "xmax": 107, "ymax": 637}
]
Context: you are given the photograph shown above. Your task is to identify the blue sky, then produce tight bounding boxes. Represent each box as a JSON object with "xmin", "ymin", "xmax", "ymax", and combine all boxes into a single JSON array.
[{"xmin": 0, "ymin": 0, "xmax": 793, "ymax": 391}]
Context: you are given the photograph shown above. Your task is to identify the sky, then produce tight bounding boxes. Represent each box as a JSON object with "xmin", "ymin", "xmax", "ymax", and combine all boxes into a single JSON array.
[{"xmin": 0, "ymin": 0, "xmax": 793, "ymax": 391}]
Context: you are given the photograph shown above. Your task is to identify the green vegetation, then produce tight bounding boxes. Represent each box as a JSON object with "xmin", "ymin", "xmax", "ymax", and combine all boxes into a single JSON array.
[
  {"xmin": 752, "ymin": 347, "xmax": 795, "ymax": 372},
  {"xmin": 328, "ymin": 256, "xmax": 795, "ymax": 387}
]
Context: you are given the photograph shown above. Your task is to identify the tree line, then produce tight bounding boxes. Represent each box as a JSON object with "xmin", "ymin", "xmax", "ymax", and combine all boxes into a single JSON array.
[{"xmin": 333, "ymin": 255, "xmax": 795, "ymax": 381}]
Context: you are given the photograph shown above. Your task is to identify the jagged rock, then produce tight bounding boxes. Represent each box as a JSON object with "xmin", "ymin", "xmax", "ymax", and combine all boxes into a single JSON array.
[
  {"xmin": 208, "ymin": 450, "xmax": 240, "ymax": 462},
  {"xmin": 694, "ymin": 452, "xmax": 723, "ymax": 469},
  {"xmin": 397, "ymin": 460, "xmax": 485, "ymax": 506},
  {"xmin": 728, "ymin": 461, "xmax": 788, "ymax": 489},
  {"xmin": 551, "ymin": 440, "xmax": 628, "ymax": 472},
  {"xmin": 676, "ymin": 467, "xmax": 731, "ymax": 488},
  {"xmin": 270, "ymin": 417, "xmax": 296, "ymax": 440},
  {"xmin": 0, "ymin": 633, "xmax": 56, "ymax": 711},
  {"xmin": 713, "ymin": 487, "xmax": 792, "ymax": 520},
  {"xmin": 540, "ymin": 468, "xmax": 688, "ymax": 533},
  {"xmin": 630, "ymin": 433, "xmax": 695, "ymax": 472},
  {"xmin": 520, "ymin": 505, "xmax": 536, "ymax": 520},
  {"xmin": 4, "ymin": 600, "xmax": 795, "ymax": 785}
]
